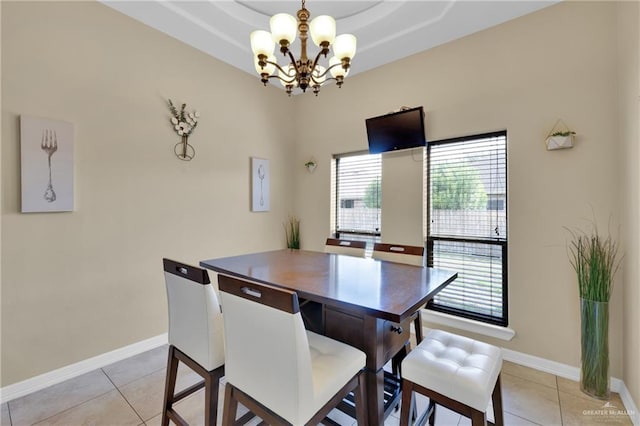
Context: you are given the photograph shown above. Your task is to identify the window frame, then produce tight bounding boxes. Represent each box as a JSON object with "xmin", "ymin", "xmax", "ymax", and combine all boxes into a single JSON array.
[{"xmin": 425, "ymin": 130, "xmax": 509, "ymax": 327}]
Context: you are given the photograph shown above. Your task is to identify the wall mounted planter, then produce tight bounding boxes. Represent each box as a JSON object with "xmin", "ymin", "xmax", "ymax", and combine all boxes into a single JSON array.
[
  {"xmin": 545, "ymin": 119, "xmax": 575, "ymax": 151},
  {"xmin": 304, "ymin": 160, "xmax": 317, "ymax": 173},
  {"xmin": 546, "ymin": 134, "xmax": 574, "ymax": 150}
]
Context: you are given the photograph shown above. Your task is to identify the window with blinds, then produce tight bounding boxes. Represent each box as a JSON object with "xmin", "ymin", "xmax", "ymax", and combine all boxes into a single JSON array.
[
  {"xmin": 333, "ymin": 152, "xmax": 382, "ymax": 251},
  {"xmin": 426, "ymin": 131, "xmax": 508, "ymax": 326}
]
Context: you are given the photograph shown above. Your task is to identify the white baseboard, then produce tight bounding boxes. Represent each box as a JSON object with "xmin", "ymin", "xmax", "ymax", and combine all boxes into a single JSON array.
[
  {"xmin": 618, "ymin": 381, "xmax": 640, "ymax": 426},
  {"xmin": 502, "ymin": 347, "xmax": 581, "ymax": 382},
  {"xmin": 0, "ymin": 333, "xmax": 168, "ymax": 404},
  {"xmin": 502, "ymin": 348, "xmax": 627, "ymax": 392}
]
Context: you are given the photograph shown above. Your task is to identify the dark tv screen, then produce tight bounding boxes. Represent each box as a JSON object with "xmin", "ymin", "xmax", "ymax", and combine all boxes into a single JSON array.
[{"xmin": 366, "ymin": 106, "xmax": 426, "ymax": 154}]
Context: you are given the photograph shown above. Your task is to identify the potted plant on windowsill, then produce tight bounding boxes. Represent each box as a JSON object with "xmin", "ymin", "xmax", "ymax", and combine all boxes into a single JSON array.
[{"xmin": 566, "ymin": 223, "xmax": 621, "ymax": 399}]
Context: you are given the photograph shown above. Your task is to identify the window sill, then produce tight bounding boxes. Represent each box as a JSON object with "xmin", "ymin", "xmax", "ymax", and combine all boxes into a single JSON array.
[{"xmin": 421, "ymin": 309, "xmax": 516, "ymax": 341}]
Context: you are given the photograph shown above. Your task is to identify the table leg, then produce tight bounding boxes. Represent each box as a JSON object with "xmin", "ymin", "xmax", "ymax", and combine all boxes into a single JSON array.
[
  {"xmin": 325, "ymin": 309, "xmax": 409, "ymax": 425},
  {"xmin": 363, "ymin": 367, "xmax": 385, "ymax": 425}
]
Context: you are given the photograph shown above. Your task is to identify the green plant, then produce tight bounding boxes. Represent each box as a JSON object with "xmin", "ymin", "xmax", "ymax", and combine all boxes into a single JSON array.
[
  {"xmin": 566, "ymin": 222, "xmax": 621, "ymax": 399},
  {"xmin": 304, "ymin": 160, "xmax": 316, "ymax": 167},
  {"xmin": 284, "ymin": 216, "xmax": 300, "ymax": 249},
  {"xmin": 550, "ymin": 131, "xmax": 576, "ymax": 137},
  {"xmin": 566, "ymin": 224, "xmax": 621, "ymax": 302},
  {"xmin": 431, "ymin": 161, "xmax": 487, "ymax": 210}
]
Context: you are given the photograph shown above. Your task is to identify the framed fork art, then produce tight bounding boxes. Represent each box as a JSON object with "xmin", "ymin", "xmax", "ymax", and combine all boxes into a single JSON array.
[{"xmin": 20, "ymin": 115, "xmax": 74, "ymax": 212}]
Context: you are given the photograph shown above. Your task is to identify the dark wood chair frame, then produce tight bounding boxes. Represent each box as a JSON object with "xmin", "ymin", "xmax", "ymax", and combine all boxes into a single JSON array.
[
  {"xmin": 399, "ymin": 374, "xmax": 504, "ymax": 426},
  {"xmin": 162, "ymin": 343, "xmax": 256, "ymax": 426},
  {"xmin": 161, "ymin": 345, "xmax": 223, "ymax": 426}
]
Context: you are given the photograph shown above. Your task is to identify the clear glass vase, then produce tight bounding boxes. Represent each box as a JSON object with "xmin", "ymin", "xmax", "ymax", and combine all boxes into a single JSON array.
[{"xmin": 580, "ymin": 298, "xmax": 610, "ymax": 399}]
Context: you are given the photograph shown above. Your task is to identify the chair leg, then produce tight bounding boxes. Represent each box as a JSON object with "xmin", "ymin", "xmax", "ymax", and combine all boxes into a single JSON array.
[
  {"xmin": 471, "ymin": 409, "xmax": 487, "ymax": 426},
  {"xmin": 163, "ymin": 346, "xmax": 226, "ymax": 426},
  {"xmin": 354, "ymin": 372, "xmax": 368, "ymax": 426},
  {"xmin": 492, "ymin": 374, "xmax": 504, "ymax": 426},
  {"xmin": 427, "ymin": 399, "xmax": 436, "ymax": 426},
  {"xmin": 399, "ymin": 371, "xmax": 499, "ymax": 426},
  {"xmin": 221, "ymin": 384, "xmax": 238, "ymax": 426},
  {"xmin": 161, "ymin": 345, "xmax": 179, "ymax": 426},
  {"xmin": 204, "ymin": 366, "xmax": 223, "ymax": 426},
  {"xmin": 414, "ymin": 310, "xmax": 423, "ymax": 343},
  {"xmin": 400, "ymin": 379, "xmax": 414, "ymax": 426}
]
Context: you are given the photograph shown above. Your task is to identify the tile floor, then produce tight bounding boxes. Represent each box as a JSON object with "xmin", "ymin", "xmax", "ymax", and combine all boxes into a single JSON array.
[{"xmin": 1, "ymin": 344, "xmax": 633, "ymax": 426}]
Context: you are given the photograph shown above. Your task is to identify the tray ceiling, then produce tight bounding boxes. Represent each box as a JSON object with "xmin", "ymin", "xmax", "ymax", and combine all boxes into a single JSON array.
[{"xmin": 101, "ymin": 1, "xmax": 559, "ymax": 77}]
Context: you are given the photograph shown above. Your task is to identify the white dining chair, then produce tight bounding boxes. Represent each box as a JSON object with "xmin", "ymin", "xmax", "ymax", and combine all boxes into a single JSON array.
[
  {"xmin": 161, "ymin": 259, "xmax": 227, "ymax": 426},
  {"xmin": 218, "ymin": 274, "xmax": 367, "ymax": 425},
  {"xmin": 324, "ymin": 237, "xmax": 367, "ymax": 257}
]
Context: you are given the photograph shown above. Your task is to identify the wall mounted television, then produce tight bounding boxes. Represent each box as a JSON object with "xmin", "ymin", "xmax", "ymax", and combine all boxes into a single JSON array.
[{"xmin": 365, "ymin": 106, "xmax": 426, "ymax": 154}]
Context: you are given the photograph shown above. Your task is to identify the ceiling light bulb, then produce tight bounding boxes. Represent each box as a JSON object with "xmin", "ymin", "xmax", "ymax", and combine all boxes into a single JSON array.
[
  {"xmin": 333, "ymin": 34, "xmax": 357, "ymax": 60},
  {"xmin": 250, "ymin": 30, "xmax": 275, "ymax": 56},
  {"xmin": 329, "ymin": 56, "xmax": 349, "ymax": 78},
  {"xmin": 310, "ymin": 15, "xmax": 336, "ymax": 47},
  {"xmin": 270, "ymin": 13, "xmax": 297, "ymax": 45}
]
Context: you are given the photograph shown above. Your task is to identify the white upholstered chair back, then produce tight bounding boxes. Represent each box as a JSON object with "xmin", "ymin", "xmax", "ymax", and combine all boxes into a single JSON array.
[
  {"xmin": 218, "ymin": 274, "xmax": 314, "ymax": 425},
  {"xmin": 372, "ymin": 243, "xmax": 424, "ymax": 266},
  {"xmin": 324, "ymin": 238, "xmax": 367, "ymax": 257},
  {"xmin": 163, "ymin": 258, "xmax": 225, "ymax": 371}
]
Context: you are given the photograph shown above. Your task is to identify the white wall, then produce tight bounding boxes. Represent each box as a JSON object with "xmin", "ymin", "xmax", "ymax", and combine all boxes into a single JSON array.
[
  {"xmin": 0, "ymin": 0, "xmax": 3, "ymax": 389},
  {"xmin": 294, "ymin": 1, "xmax": 626, "ymax": 378},
  {"xmin": 380, "ymin": 150, "xmax": 424, "ymax": 246},
  {"xmin": 1, "ymin": 1, "xmax": 295, "ymax": 386}
]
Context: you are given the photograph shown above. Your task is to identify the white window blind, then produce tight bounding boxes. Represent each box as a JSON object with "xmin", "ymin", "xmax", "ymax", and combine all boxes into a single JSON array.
[
  {"xmin": 333, "ymin": 153, "xmax": 382, "ymax": 250},
  {"xmin": 427, "ymin": 132, "xmax": 508, "ymax": 326}
]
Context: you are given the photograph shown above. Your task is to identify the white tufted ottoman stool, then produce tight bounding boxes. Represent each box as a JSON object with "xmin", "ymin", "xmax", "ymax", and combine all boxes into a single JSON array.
[{"xmin": 399, "ymin": 329, "xmax": 504, "ymax": 426}]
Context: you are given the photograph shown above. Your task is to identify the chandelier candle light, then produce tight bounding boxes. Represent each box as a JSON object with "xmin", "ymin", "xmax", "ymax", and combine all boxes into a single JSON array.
[{"xmin": 250, "ymin": 0, "xmax": 357, "ymax": 96}]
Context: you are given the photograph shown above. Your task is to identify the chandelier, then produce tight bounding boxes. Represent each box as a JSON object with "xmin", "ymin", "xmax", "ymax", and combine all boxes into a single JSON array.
[{"xmin": 250, "ymin": 0, "xmax": 357, "ymax": 96}]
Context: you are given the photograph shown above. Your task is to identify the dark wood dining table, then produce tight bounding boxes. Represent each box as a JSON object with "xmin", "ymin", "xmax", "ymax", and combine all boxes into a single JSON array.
[{"xmin": 200, "ymin": 249, "xmax": 457, "ymax": 425}]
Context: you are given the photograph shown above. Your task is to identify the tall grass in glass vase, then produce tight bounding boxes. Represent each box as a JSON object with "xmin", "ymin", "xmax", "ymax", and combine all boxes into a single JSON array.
[
  {"xmin": 284, "ymin": 216, "xmax": 300, "ymax": 250},
  {"xmin": 567, "ymin": 224, "xmax": 621, "ymax": 399}
]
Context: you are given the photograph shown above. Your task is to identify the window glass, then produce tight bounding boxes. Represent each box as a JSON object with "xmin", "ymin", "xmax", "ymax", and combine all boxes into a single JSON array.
[
  {"xmin": 427, "ymin": 132, "xmax": 508, "ymax": 326},
  {"xmin": 333, "ymin": 153, "xmax": 382, "ymax": 252}
]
